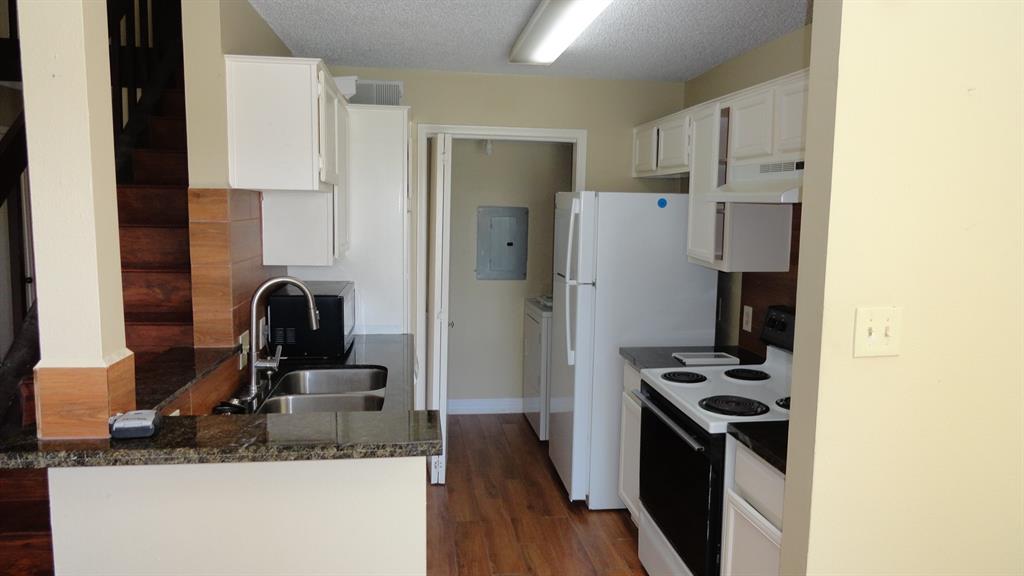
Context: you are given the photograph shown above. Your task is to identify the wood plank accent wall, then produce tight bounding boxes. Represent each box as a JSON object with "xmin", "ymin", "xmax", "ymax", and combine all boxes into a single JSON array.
[
  {"xmin": 738, "ymin": 205, "xmax": 801, "ymax": 356},
  {"xmin": 188, "ymin": 188, "xmax": 285, "ymax": 348}
]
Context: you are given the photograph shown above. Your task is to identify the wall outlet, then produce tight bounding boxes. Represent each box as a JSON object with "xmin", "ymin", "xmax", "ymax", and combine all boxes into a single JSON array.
[
  {"xmin": 854, "ymin": 306, "xmax": 903, "ymax": 357},
  {"xmin": 742, "ymin": 305, "xmax": 753, "ymax": 332},
  {"xmin": 239, "ymin": 330, "xmax": 250, "ymax": 370}
]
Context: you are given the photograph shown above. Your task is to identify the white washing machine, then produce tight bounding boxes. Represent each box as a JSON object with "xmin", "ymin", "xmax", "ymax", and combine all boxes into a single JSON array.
[{"xmin": 523, "ymin": 297, "xmax": 552, "ymax": 440}]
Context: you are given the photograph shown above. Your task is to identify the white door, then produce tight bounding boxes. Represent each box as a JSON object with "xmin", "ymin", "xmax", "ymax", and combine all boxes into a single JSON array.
[
  {"xmin": 727, "ymin": 88, "xmax": 775, "ymax": 161},
  {"xmin": 550, "ymin": 191, "xmax": 591, "ymax": 501},
  {"xmin": 657, "ymin": 114, "xmax": 690, "ymax": 172},
  {"xmin": 633, "ymin": 126, "xmax": 657, "ymax": 174},
  {"xmin": 722, "ymin": 490, "xmax": 783, "ymax": 576},
  {"xmin": 774, "ymin": 77, "xmax": 809, "ymax": 154},
  {"xmin": 687, "ymin": 103, "xmax": 722, "ymax": 264},
  {"xmin": 428, "ymin": 133, "xmax": 453, "ymax": 484},
  {"xmin": 618, "ymin": 390, "xmax": 641, "ymax": 521}
]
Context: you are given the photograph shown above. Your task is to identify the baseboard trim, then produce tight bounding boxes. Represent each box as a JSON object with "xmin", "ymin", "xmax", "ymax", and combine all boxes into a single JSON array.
[{"xmin": 447, "ymin": 398, "xmax": 524, "ymax": 415}]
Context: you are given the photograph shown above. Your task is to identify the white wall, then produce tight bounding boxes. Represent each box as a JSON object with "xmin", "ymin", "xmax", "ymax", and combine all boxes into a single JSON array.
[
  {"xmin": 290, "ymin": 105, "xmax": 408, "ymax": 334},
  {"xmin": 447, "ymin": 140, "xmax": 573, "ymax": 401}
]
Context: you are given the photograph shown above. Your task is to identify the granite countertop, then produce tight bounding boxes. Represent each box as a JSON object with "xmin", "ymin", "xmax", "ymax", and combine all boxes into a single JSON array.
[
  {"xmin": 728, "ymin": 421, "xmax": 788, "ymax": 473},
  {"xmin": 136, "ymin": 346, "xmax": 239, "ymax": 412},
  {"xmin": 0, "ymin": 335, "xmax": 441, "ymax": 469},
  {"xmin": 619, "ymin": 345, "xmax": 764, "ymax": 370}
]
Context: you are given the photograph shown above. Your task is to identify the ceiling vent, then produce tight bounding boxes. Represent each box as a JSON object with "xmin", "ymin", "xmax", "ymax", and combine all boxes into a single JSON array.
[{"xmin": 350, "ymin": 80, "xmax": 404, "ymax": 106}]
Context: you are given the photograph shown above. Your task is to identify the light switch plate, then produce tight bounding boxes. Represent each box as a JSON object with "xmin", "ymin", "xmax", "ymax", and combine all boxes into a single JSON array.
[
  {"xmin": 854, "ymin": 306, "xmax": 902, "ymax": 357},
  {"xmin": 742, "ymin": 305, "xmax": 753, "ymax": 332}
]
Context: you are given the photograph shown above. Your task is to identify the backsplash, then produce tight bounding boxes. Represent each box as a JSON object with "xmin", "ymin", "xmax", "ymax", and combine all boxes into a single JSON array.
[{"xmin": 738, "ymin": 205, "xmax": 801, "ymax": 356}]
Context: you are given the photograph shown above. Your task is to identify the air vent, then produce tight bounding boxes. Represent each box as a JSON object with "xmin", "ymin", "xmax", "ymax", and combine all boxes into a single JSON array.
[
  {"xmin": 759, "ymin": 161, "xmax": 800, "ymax": 174},
  {"xmin": 350, "ymin": 80, "xmax": 404, "ymax": 106}
]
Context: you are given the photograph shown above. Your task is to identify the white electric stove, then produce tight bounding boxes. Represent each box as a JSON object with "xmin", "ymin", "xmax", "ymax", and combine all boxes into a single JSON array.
[{"xmin": 640, "ymin": 344, "xmax": 792, "ymax": 434}]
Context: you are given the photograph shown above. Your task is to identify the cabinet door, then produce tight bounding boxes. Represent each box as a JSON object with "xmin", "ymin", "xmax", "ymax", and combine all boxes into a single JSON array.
[
  {"xmin": 227, "ymin": 58, "xmax": 319, "ymax": 190},
  {"xmin": 774, "ymin": 77, "xmax": 808, "ymax": 154},
  {"xmin": 686, "ymin": 103, "xmax": 722, "ymax": 264},
  {"xmin": 618, "ymin": 391, "xmax": 641, "ymax": 522},
  {"xmin": 722, "ymin": 490, "xmax": 782, "ymax": 576},
  {"xmin": 261, "ymin": 190, "xmax": 334, "ymax": 266},
  {"xmin": 727, "ymin": 88, "xmax": 774, "ymax": 161},
  {"xmin": 633, "ymin": 125, "xmax": 657, "ymax": 174},
  {"xmin": 318, "ymin": 69, "xmax": 341, "ymax": 185},
  {"xmin": 656, "ymin": 114, "xmax": 690, "ymax": 172}
]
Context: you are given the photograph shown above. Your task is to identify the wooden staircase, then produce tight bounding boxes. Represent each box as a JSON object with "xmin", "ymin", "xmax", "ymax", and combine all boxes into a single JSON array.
[{"xmin": 118, "ymin": 75, "xmax": 192, "ymax": 364}]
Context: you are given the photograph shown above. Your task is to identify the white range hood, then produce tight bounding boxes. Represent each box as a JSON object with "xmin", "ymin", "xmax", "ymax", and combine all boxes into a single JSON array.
[{"xmin": 705, "ymin": 160, "xmax": 803, "ymax": 204}]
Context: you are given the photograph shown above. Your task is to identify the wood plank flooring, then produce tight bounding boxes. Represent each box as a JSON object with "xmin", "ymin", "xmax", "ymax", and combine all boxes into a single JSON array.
[{"xmin": 429, "ymin": 414, "xmax": 645, "ymax": 576}]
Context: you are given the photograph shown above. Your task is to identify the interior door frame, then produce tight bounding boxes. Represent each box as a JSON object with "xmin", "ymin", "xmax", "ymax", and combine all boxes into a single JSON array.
[{"xmin": 416, "ymin": 124, "xmax": 587, "ymax": 484}]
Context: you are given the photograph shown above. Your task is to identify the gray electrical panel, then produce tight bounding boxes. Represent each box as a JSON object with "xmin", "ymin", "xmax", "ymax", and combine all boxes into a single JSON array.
[{"xmin": 476, "ymin": 206, "xmax": 528, "ymax": 280}]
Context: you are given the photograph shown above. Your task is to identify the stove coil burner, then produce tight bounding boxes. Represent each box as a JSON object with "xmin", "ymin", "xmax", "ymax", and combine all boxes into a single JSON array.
[
  {"xmin": 699, "ymin": 395, "xmax": 770, "ymax": 416},
  {"xmin": 776, "ymin": 397, "xmax": 791, "ymax": 410},
  {"xmin": 661, "ymin": 371, "xmax": 708, "ymax": 384},
  {"xmin": 724, "ymin": 368, "xmax": 771, "ymax": 381}
]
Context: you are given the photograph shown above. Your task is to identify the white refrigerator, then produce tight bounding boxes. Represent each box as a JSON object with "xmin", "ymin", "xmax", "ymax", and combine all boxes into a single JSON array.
[{"xmin": 549, "ymin": 191, "xmax": 718, "ymax": 509}]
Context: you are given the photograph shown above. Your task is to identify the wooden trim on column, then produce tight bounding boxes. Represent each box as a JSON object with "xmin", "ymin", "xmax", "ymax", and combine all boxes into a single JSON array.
[{"xmin": 34, "ymin": 352, "xmax": 136, "ymax": 439}]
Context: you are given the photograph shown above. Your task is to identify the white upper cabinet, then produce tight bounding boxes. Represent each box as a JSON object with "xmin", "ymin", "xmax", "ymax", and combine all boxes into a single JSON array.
[
  {"xmin": 633, "ymin": 125, "xmax": 657, "ymax": 175},
  {"xmin": 725, "ymin": 87, "xmax": 775, "ymax": 162},
  {"xmin": 687, "ymin": 103, "xmax": 793, "ymax": 272},
  {"xmin": 657, "ymin": 112, "xmax": 690, "ymax": 172},
  {"xmin": 774, "ymin": 76, "xmax": 809, "ymax": 155},
  {"xmin": 633, "ymin": 112, "xmax": 692, "ymax": 178},
  {"xmin": 226, "ymin": 55, "xmax": 344, "ymax": 192},
  {"xmin": 686, "ymin": 103, "xmax": 721, "ymax": 264}
]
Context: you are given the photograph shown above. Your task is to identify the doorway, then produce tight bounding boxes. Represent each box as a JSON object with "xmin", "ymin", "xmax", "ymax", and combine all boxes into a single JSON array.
[{"xmin": 417, "ymin": 125, "xmax": 587, "ymax": 483}]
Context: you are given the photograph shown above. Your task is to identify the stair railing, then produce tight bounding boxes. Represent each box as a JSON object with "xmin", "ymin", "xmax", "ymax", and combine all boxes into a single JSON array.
[{"xmin": 107, "ymin": 0, "xmax": 183, "ymax": 181}]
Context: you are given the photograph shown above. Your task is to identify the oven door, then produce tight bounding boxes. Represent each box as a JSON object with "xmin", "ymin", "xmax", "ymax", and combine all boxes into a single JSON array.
[{"xmin": 636, "ymin": 384, "xmax": 724, "ymax": 576}]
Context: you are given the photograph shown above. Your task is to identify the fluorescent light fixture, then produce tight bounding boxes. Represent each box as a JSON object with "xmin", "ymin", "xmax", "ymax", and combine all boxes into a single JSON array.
[{"xmin": 510, "ymin": 0, "xmax": 613, "ymax": 65}]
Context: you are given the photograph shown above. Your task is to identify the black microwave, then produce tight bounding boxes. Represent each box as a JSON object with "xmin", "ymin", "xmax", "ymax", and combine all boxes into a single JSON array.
[{"xmin": 268, "ymin": 281, "xmax": 355, "ymax": 359}]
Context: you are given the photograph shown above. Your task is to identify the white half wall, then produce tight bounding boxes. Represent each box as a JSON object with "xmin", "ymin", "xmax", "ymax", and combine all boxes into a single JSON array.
[{"xmin": 48, "ymin": 457, "xmax": 427, "ymax": 575}]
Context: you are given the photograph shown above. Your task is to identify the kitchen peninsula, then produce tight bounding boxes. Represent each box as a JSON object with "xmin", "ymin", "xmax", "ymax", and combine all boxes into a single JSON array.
[{"xmin": 0, "ymin": 335, "xmax": 440, "ymax": 575}]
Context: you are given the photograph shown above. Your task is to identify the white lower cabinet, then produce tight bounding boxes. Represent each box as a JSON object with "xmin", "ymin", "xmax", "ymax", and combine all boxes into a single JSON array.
[
  {"xmin": 723, "ymin": 438, "xmax": 786, "ymax": 576},
  {"xmin": 618, "ymin": 364, "xmax": 643, "ymax": 522},
  {"xmin": 618, "ymin": 389, "xmax": 641, "ymax": 521},
  {"xmin": 722, "ymin": 490, "xmax": 782, "ymax": 576}
]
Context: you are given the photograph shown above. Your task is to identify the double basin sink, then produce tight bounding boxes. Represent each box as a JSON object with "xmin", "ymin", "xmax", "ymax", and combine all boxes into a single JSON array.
[{"xmin": 258, "ymin": 367, "xmax": 386, "ymax": 415}]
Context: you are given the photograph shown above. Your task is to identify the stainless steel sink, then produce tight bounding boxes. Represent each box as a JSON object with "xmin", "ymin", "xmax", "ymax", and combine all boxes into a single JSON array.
[
  {"xmin": 259, "ymin": 393, "xmax": 385, "ymax": 414},
  {"xmin": 274, "ymin": 368, "xmax": 386, "ymax": 395}
]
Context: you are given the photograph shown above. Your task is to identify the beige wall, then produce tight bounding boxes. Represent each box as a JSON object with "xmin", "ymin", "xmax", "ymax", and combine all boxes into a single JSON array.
[
  {"xmin": 447, "ymin": 140, "xmax": 572, "ymax": 401},
  {"xmin": 182, "ymin": 0, "xmax": 291, "ymax": 188},
  {"xmin": 684, "ymin": 25, "xmax": 812, "ymax": 108},
  {"xmin": 330, "ymin": 65, "xmax": 686, "ymax": 338},
  {"xmin": 783, "ymin": 1, "xmax": 1023, "ymax": 573},
  {"xmin": 331, "ymin": 65, "xmax": 686, "ymax": 195}
]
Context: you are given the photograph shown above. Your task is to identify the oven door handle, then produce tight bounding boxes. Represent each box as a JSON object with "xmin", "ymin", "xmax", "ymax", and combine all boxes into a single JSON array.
[{"xmin": 632, "ymin": 389, "xmax": 705, "ymax": 453}]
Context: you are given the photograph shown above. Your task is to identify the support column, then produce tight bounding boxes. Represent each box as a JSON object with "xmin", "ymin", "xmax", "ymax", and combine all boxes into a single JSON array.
[{"xmin": 19, "ymin": 0, "xmax": 134, "ymax": 439}]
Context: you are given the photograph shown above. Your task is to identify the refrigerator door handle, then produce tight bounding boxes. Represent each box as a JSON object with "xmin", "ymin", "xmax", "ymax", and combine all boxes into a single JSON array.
[
  {"xmin": 564, "ymin": 281, "xmax": 574, "ymax": 365},
  {"xmin": 564, "ymin": 198, "xmax": 579, "ymax": 284},
  {"xmin": 563, "ymin": 197, "xmax": 580, "ymax": 365}
]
